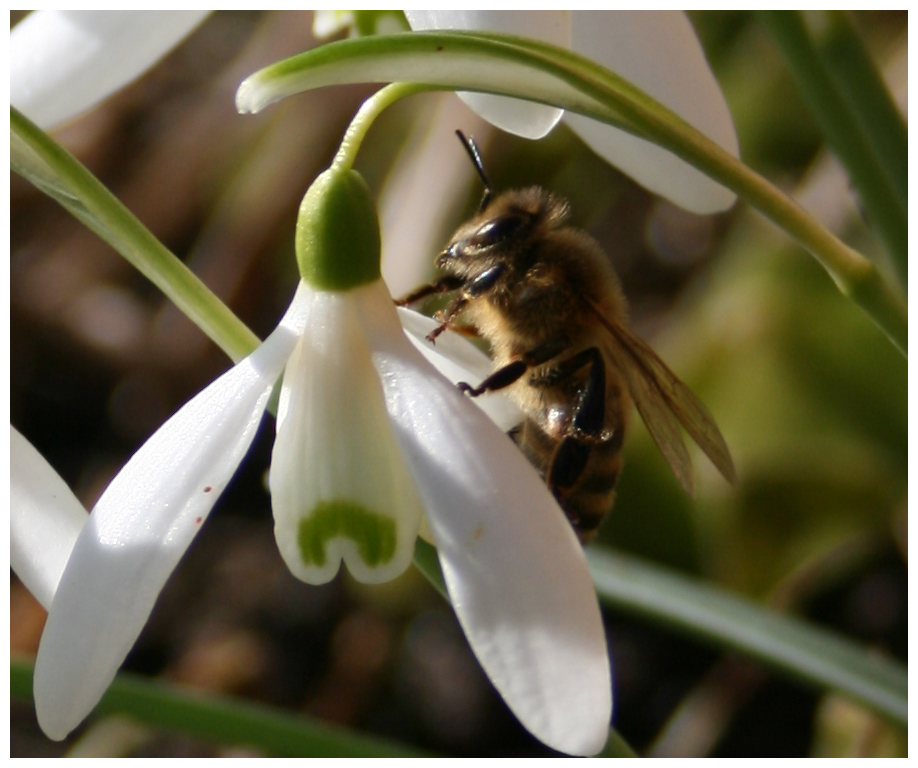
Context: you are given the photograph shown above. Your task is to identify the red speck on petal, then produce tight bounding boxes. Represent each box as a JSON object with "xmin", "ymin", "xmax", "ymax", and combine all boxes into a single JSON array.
[
  {"xmin": 195, "ymin": 517, "xmax": 203, "ymax": 525},
  {"xmin": 203, "ymin": 486, "xmax": 213, "ymax": 493}
]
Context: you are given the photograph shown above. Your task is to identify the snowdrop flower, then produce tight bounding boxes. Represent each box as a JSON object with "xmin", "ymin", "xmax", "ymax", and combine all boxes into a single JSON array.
[
  {"xmin": 25, "ymin": 165, "xmax": 611, "ymax": 755},
  {"xmin": 11, "ymin": 10, "xmax": 209, "ymax": 130},
  {"xmin": 405, "ymin": 10, "xmax": 739, "ymax": 214}
]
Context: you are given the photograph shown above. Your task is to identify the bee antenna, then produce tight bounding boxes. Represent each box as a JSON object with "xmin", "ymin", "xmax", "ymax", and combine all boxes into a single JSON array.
[{"xmin": 456, "ymin": 129, "xmax": 493, "ymax": 211}]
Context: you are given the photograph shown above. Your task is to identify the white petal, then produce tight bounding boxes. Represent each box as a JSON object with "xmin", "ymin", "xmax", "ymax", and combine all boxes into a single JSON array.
[
  {"xmin": 379, "ymin": 102, "xmax": 477, "ymax": 298},
  {"xmin": 362, "ymin": 284, "xmax": 611, "ymax": 755},
  {"xmin": 10, "ymin": 426, "xmax": 88, "ymax": 611},
  {"xmin": 271, "ymin": 283, "xmax": 422, "ymax": 585},
  {"xmin": 397, "ymin": 307, "xmax": 523, "ymax": 432},
  {"xmin": 11, "ymin": 11, "xmax": 210, "ymax": 129},
  {"xmin": 33, "ymin": 293, "xmax": 307, "ymax": 741},
  {"xmin": 312, "ymin": 10, "xmax": 355, "ymax": 40},
  {"xmin": 406, "ymin": 11, "xmax": 569, "ymax": 139},
  {"xmin": 565, "ymin": 11, "xmax": 738, "ymax": 214}
]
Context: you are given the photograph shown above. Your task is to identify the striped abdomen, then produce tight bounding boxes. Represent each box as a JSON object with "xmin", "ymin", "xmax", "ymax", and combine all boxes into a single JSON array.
[{"xmin": 514, "ymin": 375, "xmax": 628, "ymax": 543}]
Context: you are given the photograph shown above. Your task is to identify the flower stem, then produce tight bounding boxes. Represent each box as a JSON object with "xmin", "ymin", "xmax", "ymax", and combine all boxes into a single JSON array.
[
  {"xmin": 10, "ymin": 107, "xmax": 260, "ymax": 363},
  {"xmin": 332, "ymin": 82, "xmax": 434, "ymax": 172}
]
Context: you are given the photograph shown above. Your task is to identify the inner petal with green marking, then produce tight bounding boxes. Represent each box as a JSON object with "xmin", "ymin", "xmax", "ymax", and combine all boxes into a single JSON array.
[
  {"xmin": 298, "ymin": 499, "xmax": 397, "ymax": 568},
  {"xmin": 269, "ymin": 280, "xmax": 424, "ymax": 587}
]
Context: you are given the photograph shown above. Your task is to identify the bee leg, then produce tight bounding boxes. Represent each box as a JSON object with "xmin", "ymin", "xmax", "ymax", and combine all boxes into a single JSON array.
[
  {"xmin": 395, "ymin": 275, "xmax": 465, "ymax": 307},
  {"xmin": 457, "ymin": 337, "xmax": 570, "ymax": 397},
  {"xmin": 545, "ymin": 348, "xmax": 607, "ymax": 497},
  {"xmin": 426, "ymin": 296, "xmax": 468, "ymax": 343},
  {"xmin": 426, "ymin": 265, "xmax": 507, "ymax": 343}
]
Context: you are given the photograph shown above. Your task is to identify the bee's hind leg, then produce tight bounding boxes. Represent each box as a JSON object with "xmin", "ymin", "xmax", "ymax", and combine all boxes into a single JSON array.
[
  {"xmin": 544, "ymin": 348, "xmax": 608, "ymax": 495},
  {"xmin": 457, "ymin": 337, "xmax": 570, "ymax": 397}
]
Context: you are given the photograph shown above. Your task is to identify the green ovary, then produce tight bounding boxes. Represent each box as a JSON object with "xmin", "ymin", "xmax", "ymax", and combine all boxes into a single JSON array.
[{"xmin": 298, "ymin": 500, "xmax": 397, "ymax": 568}]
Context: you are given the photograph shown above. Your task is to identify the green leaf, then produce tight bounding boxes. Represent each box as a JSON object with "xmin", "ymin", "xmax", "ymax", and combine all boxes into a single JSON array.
[
  {"xmin": 416, "ymin": 537, "xmax": 906, "ymax": 733},
  {"xmin": 587, "ymin": 547, "xmax": 907, "ymax": 726},
  {"xmin": 11, "ymin": 658, "xmax": 430, "ymax": 757},
  {"xmin": 10, "ymin": 107, "xmax": 260, "ymax": 363},
  {"xmin": 413, "ymin": 538, "xmax": 447, "ymax": 599},
  {"xmin": 758, "ymin": 11, "xmax": 907, "ymax": 285}
]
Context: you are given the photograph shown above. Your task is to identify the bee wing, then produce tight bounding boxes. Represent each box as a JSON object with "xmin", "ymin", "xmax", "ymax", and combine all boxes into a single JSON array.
[
  {"xmin": 590, "ymin": 301, "xmax": 737, "ymax": 491},
  {"xmin": 601, "ymin": 334, "xmax": 696, "ymax": 495}
]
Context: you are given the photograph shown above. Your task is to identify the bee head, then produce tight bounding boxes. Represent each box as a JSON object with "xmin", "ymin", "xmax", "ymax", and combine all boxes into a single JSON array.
[
  {"xmin": 437, "ymin": 131, "xmax": 570, "ymax": 290},
  {"xmin": 437, "ymin": 188, "xmax": 569, "ymax": 278}
]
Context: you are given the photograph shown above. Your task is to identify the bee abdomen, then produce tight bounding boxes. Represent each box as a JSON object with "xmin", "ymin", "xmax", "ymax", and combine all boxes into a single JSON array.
[
  {"xmin": 518, "ymin": 419, "xmax": 624, "ymax": 544},
  {"xmin": 566, "ymin": 441, "xmax": 623, "ymax": 543}
]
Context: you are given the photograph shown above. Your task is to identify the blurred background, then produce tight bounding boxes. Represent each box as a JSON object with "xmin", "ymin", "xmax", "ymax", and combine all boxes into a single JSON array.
[{"xmin": 10, "ymin": 11, "xmax": 907, "ymax": 757}]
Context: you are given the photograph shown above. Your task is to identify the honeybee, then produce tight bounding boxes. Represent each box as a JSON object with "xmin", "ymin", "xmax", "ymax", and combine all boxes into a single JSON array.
[{"xmin": 399, "ymin": 132, "xmax": 736, "ymax": 542}]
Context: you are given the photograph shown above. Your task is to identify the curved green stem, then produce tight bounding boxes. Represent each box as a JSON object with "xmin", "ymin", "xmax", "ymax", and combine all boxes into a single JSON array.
[
  {"xmin": 332, "ymin": 82, "xmax": 434, "ymax": 171},
  {"xmin": 237, "ymin": 32, "xmax": 907, "ymax": 355}
]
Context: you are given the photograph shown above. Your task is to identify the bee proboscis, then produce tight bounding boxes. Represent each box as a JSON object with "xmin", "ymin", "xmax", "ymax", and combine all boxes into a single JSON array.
[{"xmin": 399, "ymin": 132, "xmax": 736, "ymax": 542}]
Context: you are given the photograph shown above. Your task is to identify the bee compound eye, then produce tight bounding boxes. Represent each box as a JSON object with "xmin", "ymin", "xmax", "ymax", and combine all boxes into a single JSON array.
[{"xmin": 474, "ymin": 213, "xmax": 527, "ymax": 246}]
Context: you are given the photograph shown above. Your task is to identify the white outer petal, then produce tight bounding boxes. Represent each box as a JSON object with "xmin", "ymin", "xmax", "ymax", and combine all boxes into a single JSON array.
[
  {"xmin": 406, "ymin": 10, "xmax": 569, "ymax": 139},
  {"xmin": 11, "ymin": 10, "xmax": 210, "ymax": 129},
  {"xmin": 397, "ymin": 307, "xmax": 523, "ymax": 432},
  {"xmin": 33, "ymin": 292, "xmax": 308, "ymax": 741},
  {"xmin": 271, "ymin": 284, "xmax": 422, "ymax": 585},
  {"xmin": 565, "ymin": 11, "xmax": 738, "ymax": 214},
  {"xmin": 11, "ymin": 426, "xmax": 88, "ymax": 611},
  {"xmin": 363, "ymin": 285, "xmax": 611, "ymax": 755},
  {"xmin": 379, "ymin": 97, "xmax": 476, "ymax": 298}
]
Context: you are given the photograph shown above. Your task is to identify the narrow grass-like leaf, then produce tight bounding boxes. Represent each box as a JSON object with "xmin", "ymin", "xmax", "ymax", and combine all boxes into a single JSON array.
[
  {"xmin": 10, "ymin": 107, "xmax": 260, "ymax": 363},
  {"xmin": 758, "ymin": 11, "xmax": 907, "ymax": 284},
  {"xmin": 803, "ymin": 12, "xmax": 907, "ymax": 210},
  {"xmin": 587, "ymin": 547, "xmax": 907, "ymax": 727},
  {"xmin": 11, "ymin": 658, "xmax": 429, "ymax": 757},
  {"xmin": 418, "ymin": 540, "xmax": 906, "ymax": 726},
  {"xmin": 236, "ymin": 31, "xmax": 906, "ymax": 356}
]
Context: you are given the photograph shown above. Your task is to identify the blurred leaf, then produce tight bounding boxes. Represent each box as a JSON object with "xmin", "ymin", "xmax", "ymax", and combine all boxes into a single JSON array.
[
  {"xmin": 11, "ymin": 657, "xmax": 431, "ymax": 757},
  {"xmin": 758, "ymin": 11, "xmax": 907, "ymax": 283},
  {"xmin": 417, "ymin": 539, "xmax": 905, "ymax": 728},
  {"xmin": 587, "ymin": 547, "xmax": 907, "ymax": 726},
  {"xmin": 811, "ymin": 695, "xmax": 906, "ymax": 757}
]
